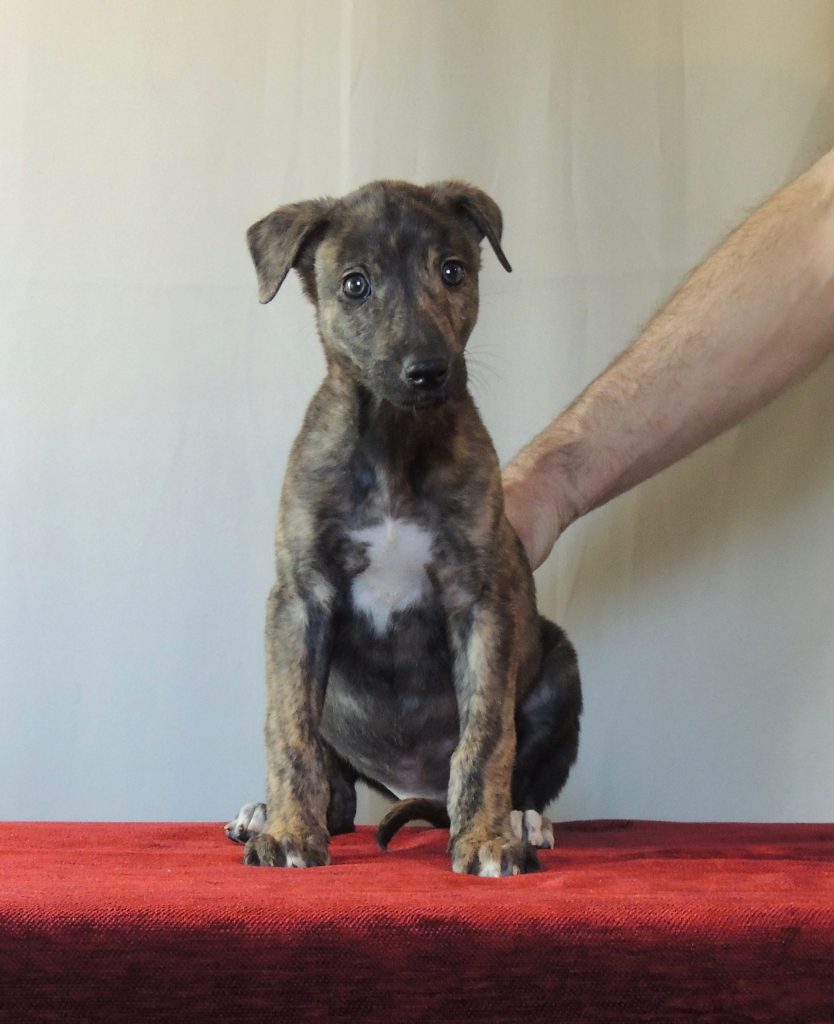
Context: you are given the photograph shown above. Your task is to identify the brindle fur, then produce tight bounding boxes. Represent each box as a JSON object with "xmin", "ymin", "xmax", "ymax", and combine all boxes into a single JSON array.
[{"xmin": 237, "ymin": 180, "xmax": 581, "ymax": 876}]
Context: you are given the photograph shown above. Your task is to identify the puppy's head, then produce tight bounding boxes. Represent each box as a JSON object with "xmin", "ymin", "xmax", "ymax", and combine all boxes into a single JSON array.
[{"xmin": 246, "ymin": 180, "xmax": 511, "ymax": 410}]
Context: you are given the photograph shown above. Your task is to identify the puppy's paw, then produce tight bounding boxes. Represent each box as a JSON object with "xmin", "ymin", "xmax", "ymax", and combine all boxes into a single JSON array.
[
  {"xmin": 510, "ymin": 809, "xmax": 555, "ymax": 849},
  {"xmin": 450, "ymin": 832, "xmax": 540, "ymax": 877},
  {"xmin": 243, "ymin": 828, "xmax": 330, "ymax": 868},
  {"xmin": 224, "ymin": 802, "xmax": 267, "ymax": 844}
]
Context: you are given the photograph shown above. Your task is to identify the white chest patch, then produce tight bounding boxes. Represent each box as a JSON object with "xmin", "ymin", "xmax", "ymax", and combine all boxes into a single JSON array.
[{"xmin": 350, "ymin": 517, "xmax": 434, "ymax": 635}]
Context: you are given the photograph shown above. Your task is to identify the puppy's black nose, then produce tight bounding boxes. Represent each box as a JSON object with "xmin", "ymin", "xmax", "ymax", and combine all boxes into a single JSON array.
[{"xmin": 404, "ymin": 358, "xmax": 449, "ymax": 390}]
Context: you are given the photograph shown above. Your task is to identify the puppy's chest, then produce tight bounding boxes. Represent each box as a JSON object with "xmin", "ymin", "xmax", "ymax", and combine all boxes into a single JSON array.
[{"xmin": 347, "ymin": 515, "xmax": 436, "ymax": 635}]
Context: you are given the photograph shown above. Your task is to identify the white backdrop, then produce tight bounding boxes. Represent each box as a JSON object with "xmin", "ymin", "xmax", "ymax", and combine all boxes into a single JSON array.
[{"xmin": 2, "ymin": 0, "xmax": 833, "ymax": 824}]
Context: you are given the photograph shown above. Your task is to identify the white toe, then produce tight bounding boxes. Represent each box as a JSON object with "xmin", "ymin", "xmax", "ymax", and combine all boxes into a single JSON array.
[
  {"xmin": 248, "ymin": 802, "xmax": 267, "ymax": 835},
  {"xmin": 524, "ymin": 810, "xmax": 544, "ymax": 847},
  {"xmin": 510, "ymin": 809, "xmax": 556, "ymax": 848}
]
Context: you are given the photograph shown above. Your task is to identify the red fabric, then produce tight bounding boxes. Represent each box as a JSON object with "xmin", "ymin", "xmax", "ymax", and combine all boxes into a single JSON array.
[{"xmin": 1, "ymin": 820, "xmax": 833, "ymax": 1023}]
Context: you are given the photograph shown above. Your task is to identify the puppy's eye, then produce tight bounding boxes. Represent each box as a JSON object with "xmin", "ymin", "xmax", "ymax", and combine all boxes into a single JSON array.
[
  {"xmin": 441, "ymin": 259, "xmax": 466, "ymax": 287},
  {"xmin": 342, "ymin": 272, "xmax": 370, "ymax": 299}
]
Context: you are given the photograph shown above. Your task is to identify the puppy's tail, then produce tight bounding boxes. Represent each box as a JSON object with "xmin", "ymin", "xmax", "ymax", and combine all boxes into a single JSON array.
[{"xmin": 376, "ymin": 798, "xmax": 450, "ymax": 850}]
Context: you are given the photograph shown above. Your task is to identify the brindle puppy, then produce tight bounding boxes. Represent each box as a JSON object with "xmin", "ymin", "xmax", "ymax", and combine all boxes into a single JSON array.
[{"xmin": 227, "ymin": 180, "xmax": 581, "ymax": 877}]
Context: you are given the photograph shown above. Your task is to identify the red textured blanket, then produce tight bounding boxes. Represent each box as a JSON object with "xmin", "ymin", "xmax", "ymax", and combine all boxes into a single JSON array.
[{"xmin": 1, "ymin": 820, "xmax": 833, "ymax": 1023}]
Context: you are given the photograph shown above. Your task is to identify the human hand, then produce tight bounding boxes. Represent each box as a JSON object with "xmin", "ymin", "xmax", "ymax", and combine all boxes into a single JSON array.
[{"xmin": 502, "ymin": 456, "xmax": 564, "ymax": 571}]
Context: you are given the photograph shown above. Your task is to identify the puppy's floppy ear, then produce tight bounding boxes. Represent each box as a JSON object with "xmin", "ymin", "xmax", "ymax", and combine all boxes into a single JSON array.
[
  {"xmin": 246, "ymin": 199, "xmax": 332, "ymax": 303},
  {"xmin": 427, "ymin": 181, "xmax": 512, "ymax": 273}
]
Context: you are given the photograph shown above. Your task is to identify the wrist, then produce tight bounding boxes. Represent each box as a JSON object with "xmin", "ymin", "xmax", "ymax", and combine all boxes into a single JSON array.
[{"xmin": 503, "ymin": 435, "xmax": 583, "ymax": 568}]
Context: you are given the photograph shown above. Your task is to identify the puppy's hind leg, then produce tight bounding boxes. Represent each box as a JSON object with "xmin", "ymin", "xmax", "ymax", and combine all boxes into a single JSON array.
[
  {"xmin": 511, "ymin": 617, "xmax": 582, "ymax": 850},
  {"xmin": 324, "ymin": 745, "xmax": 358, "ymax": 836}
]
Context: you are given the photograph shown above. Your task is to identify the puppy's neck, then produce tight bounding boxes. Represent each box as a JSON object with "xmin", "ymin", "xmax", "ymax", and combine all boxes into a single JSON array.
[{"xmin": 328, "ymin": 369, "xmax": 467, "ymax": 485}]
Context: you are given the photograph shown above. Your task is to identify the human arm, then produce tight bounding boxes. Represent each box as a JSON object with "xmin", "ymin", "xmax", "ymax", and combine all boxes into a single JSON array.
[{"xmin": 503, "ymin": 146, "xmax": 834, "ymax": 570}]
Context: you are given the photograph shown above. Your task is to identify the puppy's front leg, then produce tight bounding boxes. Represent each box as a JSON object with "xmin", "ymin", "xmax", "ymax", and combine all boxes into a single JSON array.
[
  {"xmin": 447, "ymin": 603, "xmax": 539, "ymax": 877},
  {"xmin": 244, "ymin": 582, "xmax": 333, "ymax": 868}
]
